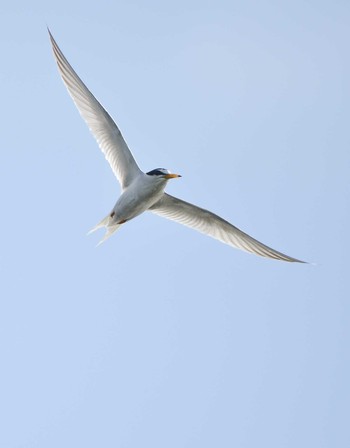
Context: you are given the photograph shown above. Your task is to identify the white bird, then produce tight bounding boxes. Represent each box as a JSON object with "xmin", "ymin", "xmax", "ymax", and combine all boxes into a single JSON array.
[{"xmin": 49, "ymin": 30, "xmax": 305, "ymax": 262}]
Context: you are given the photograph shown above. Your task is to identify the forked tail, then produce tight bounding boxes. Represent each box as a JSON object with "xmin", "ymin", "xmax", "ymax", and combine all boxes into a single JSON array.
[{"xmin": 87, "ymin": 214, "xmax": 123, "ymax": 246}]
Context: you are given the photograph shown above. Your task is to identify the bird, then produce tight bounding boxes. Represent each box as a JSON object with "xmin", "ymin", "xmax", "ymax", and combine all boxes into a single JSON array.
[{"xmin": 48, "ymin": 29, "xmax": 305, "ymax": 262}]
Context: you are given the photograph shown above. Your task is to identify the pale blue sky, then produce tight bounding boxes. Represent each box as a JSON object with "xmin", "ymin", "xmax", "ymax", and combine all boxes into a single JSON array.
[{"xmin": 0, "ymin": 1, "xmax": 349, "ymax": 447}]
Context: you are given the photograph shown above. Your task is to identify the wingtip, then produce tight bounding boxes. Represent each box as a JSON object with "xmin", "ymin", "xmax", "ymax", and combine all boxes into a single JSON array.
[
  {"xmin": 279, "ymin": 256, "xmax": 308, "ymax": 264},
  {"xmin": 47, "ymin": 27, "xmax": 57, "ymax": 50},
  {"xmin": 287, "ymin": 256, "xmax": 308, "ymax": 264}
]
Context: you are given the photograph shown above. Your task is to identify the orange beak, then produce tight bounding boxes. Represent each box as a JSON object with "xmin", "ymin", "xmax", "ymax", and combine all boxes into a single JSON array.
[{"xmin": 164, "ymin": 173, "xmax": 182, "ymax": 179}]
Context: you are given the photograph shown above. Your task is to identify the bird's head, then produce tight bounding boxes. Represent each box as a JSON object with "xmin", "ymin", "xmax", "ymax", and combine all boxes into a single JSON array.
[{"xmin": 146, "ymin": 168, "xmax": 181, "ymax": 180}]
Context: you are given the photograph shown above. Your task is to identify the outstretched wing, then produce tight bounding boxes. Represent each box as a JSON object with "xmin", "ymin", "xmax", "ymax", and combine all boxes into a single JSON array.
[
  {"xmin": 150, "ymin": 193, "xmax": 305, "ymax": 262},
  {"xmin": 49, "ymin": 29, "xmax": 142, "ymax": 188}
]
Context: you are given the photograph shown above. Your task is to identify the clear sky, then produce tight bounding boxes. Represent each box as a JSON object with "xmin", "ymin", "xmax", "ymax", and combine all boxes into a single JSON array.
[{"xmin": 1, "ymin": 1, "xmax": 349, "ymax": 447}]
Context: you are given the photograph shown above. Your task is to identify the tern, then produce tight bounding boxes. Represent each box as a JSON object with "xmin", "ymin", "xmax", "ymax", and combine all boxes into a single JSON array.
[{"xmin": 49, "ymin": 30, "xmax": 305, "ymax": 262}]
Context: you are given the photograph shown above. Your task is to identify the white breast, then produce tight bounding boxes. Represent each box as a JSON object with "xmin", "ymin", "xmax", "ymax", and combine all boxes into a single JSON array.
[{"xmin": 112, "ymin": 174, "xmax": 167, "ymax": 222}]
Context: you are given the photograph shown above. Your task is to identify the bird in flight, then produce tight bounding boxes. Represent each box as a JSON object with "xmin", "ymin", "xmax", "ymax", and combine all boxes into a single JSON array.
[{"xmin": 49, "ymin": 29, "xmax": 305, "ymax": 262}]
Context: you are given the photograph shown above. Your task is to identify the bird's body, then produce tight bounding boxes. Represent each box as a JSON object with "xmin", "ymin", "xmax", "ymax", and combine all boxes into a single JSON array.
[
  {"xmin": 49, "ymin": 29, "xmax": 305, "ymax": 262},
  {"xmin": 87, "ymin": 172, "xmax": 172, "ymax": 244},
  {"xmin": 112, "ymin": 173, "xmax": 168, "ymax": 224}
]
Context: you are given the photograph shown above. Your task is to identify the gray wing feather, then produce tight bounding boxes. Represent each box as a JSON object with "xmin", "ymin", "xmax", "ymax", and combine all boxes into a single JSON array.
[
  {"xmin": 49, "ymin": 30, "xmax": 142, "ymax": 188},
  {"xmin": 150, "ymin": 194, "xmax": 305, "ymax": 262}
]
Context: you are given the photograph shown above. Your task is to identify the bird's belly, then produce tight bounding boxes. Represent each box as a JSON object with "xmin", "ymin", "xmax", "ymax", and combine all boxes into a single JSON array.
[{"xmin": 112, "ymin": 184, "xmax": 164, "ymax": 223}]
